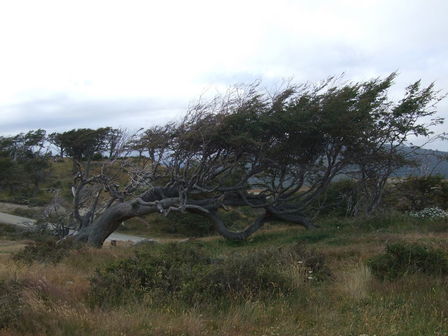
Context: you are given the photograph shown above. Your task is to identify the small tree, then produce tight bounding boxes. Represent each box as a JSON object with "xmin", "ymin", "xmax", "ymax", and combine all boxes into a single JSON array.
[
  {"xmin": 56, "ymin": 128, "xmax": 110, "ymax": 173},
  {"xmin": 0, "ymin": 130, "xmax": 51, "ymax": 195},
  {"xmin": 48, "ymin": 132, "xmax": 66, "ymax": 158}
]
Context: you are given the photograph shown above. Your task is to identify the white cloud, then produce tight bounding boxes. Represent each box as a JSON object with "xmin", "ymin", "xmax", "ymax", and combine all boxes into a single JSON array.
[{"xmin": 0, "ymin": 0, "xmax": 447, "ymax": 148}]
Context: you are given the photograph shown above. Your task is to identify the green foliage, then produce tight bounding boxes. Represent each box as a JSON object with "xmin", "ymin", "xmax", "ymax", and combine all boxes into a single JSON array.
[
  {"xmin": 368, "ymin": 242, "xmax": 448, "ymax": 280},
  {"xmin": 13, "ymin": 238, "xmax": 82, "ymax": 264},
  {"xmin": 56, "ymin": 128, "xmax": 110, "ymax": 161},
  {"xmin": 89, "ymin": 242, "xmax": 330, "ymax": 308},
  {"xmin": 0, "ymin": 130, "xmax": 52, "ymax": 197},
  {"xmin": 22, "ymin": 156, "xmax": 51, "ymax": 189},
  {"xmin": 0, "ymin": 157, "xmax": 22, "ymax": 193}
]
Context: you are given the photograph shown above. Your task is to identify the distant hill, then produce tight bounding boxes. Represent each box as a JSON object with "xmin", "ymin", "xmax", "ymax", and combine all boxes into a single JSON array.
[{"xmin": 393, "ymin": 147, "xmax": 448, "ymax": 177}]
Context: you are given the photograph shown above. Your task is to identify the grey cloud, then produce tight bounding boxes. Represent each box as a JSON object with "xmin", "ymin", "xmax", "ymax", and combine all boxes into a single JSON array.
[{"xmin": 0, "ymin": 95, "xmax": 186, "ymax": 134}]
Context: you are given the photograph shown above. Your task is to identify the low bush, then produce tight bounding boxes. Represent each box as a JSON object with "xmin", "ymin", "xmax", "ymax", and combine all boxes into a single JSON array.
[
  {"xmin": 13, "ymin": 238, "xmax": 82, "ymax": 264},
  {"xmin": 89, "ymin": 242, "xmax": 331, "ymax": 308},
  {"xmin": 368, "ymin": 242, "xmax": 448, "ymax": 280},
  {"xmin": 409, "ymin": 207, "xmax": 448, "ymax": 219}
]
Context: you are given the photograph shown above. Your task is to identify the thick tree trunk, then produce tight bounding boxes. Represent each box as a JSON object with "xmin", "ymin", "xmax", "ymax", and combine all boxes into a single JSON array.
[
  {"xmin": 74, "ymin": 189, "xmax": 316, "ymax": 247},
  {"xmin": 206, "ymin": 210, "xmax": 269, "ymax": 241},
  {"xmin": 74, "ymin": 186, "xmax": 184, "ymax": 247}
]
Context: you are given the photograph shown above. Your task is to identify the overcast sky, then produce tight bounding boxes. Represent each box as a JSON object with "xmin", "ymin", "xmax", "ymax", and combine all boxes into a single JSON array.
[{"xmin": 1, "ymin": 0, "xmax": 447, "ymax": 149}]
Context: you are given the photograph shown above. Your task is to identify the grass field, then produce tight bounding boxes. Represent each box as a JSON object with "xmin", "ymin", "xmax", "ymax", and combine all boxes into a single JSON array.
[{"xmin": 0, "ymin": 214, "xmax": 447, "ymax": 336}]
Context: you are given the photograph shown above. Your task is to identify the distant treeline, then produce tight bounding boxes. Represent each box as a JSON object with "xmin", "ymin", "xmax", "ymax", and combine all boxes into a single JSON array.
[{"xmin": 0, "ymin": 127, "xmax": 130, "ymax": 197}]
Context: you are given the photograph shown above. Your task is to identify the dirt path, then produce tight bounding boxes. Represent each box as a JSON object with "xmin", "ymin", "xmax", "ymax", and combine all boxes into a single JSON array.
[
  {"xmin": 0, "ymin": 211, "xmax": 154, "ymax": 243},
  {"xmin": 0, "ymin": 211, "xmax": 34, "ymax": 227}
]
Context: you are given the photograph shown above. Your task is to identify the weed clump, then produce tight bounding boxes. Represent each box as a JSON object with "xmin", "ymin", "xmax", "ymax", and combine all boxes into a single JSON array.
[
  {"xmin": 368, "ymin": 242, "xmax": 448, "ymax": 280},
  {"xmin": 89, "ymin": 242, "xmax": 330, "ymax": 308}
]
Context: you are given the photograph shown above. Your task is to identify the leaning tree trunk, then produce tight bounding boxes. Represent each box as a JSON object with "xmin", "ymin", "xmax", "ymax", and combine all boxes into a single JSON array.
[
  {"xmin": 75, "ymin": 202, "xmax": 140, "ymax": 247},
  {"xmin": 73, "ymin": 189, "xmax": 317, "ymax": 247},
  {"xmin": 75, "ymin": 197, "xmax": 181, "ymax": 247}
]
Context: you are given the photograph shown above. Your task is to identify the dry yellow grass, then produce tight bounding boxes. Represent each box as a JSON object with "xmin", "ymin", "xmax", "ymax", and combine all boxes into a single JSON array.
[
  {"xmin": 0, "ymin": 241, "xmax": 27, "ymax": 256},
  {"xmin": 335, "ymin": 263, "xmax": 372, "ymax": 300},
  {"xmin": 1, "ymin": 227, "xmax": 448, "ymax": 335}
]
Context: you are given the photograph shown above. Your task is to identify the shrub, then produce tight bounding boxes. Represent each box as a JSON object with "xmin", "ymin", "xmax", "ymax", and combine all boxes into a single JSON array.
[
  {"xmin": 13, "ymin": 238, "xmax": 82, "ymax": 264},
  {"xmin": 89, "ymin": 243, "xmax": 210, "ymax": 307},
  {"xmin": 409, "ymin": 207, "xmax": 448, "ymax": 219},
  {"xmin": 89, "ymin": 243, "xmax": 330, "ymax": 308},
  {"xmin": 368, "ymin": 242, "xmax": 448, "ymax": 280}
]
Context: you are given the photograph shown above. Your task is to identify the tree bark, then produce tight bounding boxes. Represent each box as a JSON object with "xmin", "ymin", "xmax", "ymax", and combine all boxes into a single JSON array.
[
  {"xmin": 74, "ymin": 195, "xmax": 178, "ymax": 247},
  {"xmin": 206, "ymin": 210, "xmax": 269, "ymax": 241},
  {"xmin": 73, "ymin": 189, "xmax": 316, "ymax": 247}
]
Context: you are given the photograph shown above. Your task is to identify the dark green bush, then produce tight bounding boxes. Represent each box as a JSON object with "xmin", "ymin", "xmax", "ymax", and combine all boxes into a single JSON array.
[
  {"xmin": 368, "ymin": 242, "xmax": 448, "ymax": 280},
  {"xmin": 89, "ymin": 243, "xmax": 330, "ymax": 308},
  {"xmin": 13, "ymin": 238, "xmax": 82, "ymax": 264},
  {"xmin": 89, "ymin": 243, "xmax": 209, "ymax": 307}
]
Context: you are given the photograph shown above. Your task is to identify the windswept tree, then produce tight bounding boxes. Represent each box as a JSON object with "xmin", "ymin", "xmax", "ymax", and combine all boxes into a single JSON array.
[
  {"xmin": 48, "ymin": 132, "xmax": 66, "ymax": 158},
  {"xmin": 103, "ymin": 128, "xmax": 129, "ymax": 159},
  {"xmin": 67, "ymin": 75, "xmax": 443, "ymax": 247},
  {"xmin": 54, "ymin": 128, "xmax": 110, "ymax": 172},
  {"xmin": 0, "ymin": 129, "xmax": 51, "ymax": 193},
  {"xmin": 347, "ymin": 79, "xmax": 444, "ymax": 214}
]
